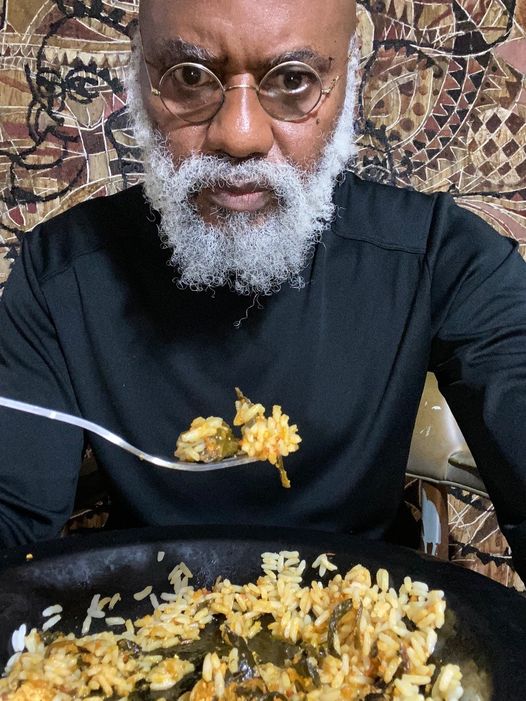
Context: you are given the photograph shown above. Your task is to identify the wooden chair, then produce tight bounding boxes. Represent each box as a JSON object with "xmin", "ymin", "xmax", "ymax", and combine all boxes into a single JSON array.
[{"xmin": 407, "ymin": 373, "xmax": 488, "ymax": 559}]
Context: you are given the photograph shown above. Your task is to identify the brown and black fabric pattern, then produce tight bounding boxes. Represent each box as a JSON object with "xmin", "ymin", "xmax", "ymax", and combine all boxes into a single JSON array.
[{"xmin": 0, "ymin": 0, "xmax": 525, "ymax": 589}]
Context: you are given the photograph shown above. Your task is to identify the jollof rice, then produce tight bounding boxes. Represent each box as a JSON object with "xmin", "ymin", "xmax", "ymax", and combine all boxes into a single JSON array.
[{"xmin": 0, "ymin": 551, "xmax": 463, "ymax": 700}]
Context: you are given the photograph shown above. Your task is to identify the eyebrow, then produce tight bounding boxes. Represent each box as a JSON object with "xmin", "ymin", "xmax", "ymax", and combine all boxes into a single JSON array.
[
  {"xmin": 151, "ymin": 37, "xmax": 221, "ymax": 67},
  {"xmin": 148, "ymin": 37, "xmax": 333, "ymax": 75},
  {"xmin": 268, "ymin": 48, "xmax": 333, "ymax": 74}
]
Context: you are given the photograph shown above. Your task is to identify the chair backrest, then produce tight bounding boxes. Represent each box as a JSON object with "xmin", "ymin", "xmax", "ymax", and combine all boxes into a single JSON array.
[{"xmin": 407, "ymin": 373, "xmax": 488, "ymax": 498}]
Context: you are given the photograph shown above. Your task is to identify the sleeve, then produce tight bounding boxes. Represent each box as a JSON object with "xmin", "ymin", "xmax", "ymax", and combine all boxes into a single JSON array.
[
  {"xmin": 428, "ymin": 196, "xmax": 526, "ymax": 582},
  {"xmin": 0, "ymin": 230, "xmax": 85, "ymax": 546}
]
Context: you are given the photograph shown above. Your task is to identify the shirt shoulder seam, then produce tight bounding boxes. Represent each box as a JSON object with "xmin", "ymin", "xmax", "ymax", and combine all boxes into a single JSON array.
[
  {"xmin": 38, "ymin": 242, "xmax": 109, "ymax": 285},
  {"xmin": 330, "ymin": 231, "xmax": 425, "ymax": 254}
]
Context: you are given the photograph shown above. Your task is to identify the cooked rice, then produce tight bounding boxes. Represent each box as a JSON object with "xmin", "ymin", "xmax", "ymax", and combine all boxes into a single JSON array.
[
  {"xmin": 41, "ymin": 614, "xmax": 61, "ymax": 632},
  {"xmin": 133, "ymin": 585, "xmax": 153, "ymax": 601},
  {"xmin": 312, "ymin": 552, "xmax": 338, "ymax": 577},
  {"xmin": 125, "ymin": 618, "xmax": 135, "ymax": 636},
  {"xmin": 10, "ymin": 625, "xmax": 26, "ymax": 654},
  {"xmin": 86, "ymin": 593, "xmax": 105, "ymax": 619},
  {"xmin": 175, "ymin": 389, "xmax": 301, "ymax": 487},
  {"xmin": 81, "ymin": 615, "xmax": 92, "ymax": 636},
  {"xmin": 106, "ymin": 617, "xmax": 126, "ymax": 626},
  {"xmin": 4, "ymin": 653, "xmax": 20, "ymax": 675},
  {"xmin": 0, "ymin": 551, "xmax": 465, "ymax": 700},
  {"xmin": 108, "ymin": 592, "xmax": 121, "ymax": 610},
  {"xmin": 42, "ymin": 605, "xmax": 63, "ymax": 618}
]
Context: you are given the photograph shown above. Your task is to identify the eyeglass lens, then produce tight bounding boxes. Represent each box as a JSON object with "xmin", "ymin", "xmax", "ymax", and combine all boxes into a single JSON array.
[{"xmin": 158, "ymin": 62, "xmax": 324, "ymax": 123}]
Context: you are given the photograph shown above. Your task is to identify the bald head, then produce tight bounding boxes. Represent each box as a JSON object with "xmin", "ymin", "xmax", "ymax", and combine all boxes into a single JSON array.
[
  {"xmin": 139, "ymin": 0, "xmax": 356, "ymax": 35},
  {"xmin": 138, "ymin": 0, "xmax": 356, "ymax": 77}
]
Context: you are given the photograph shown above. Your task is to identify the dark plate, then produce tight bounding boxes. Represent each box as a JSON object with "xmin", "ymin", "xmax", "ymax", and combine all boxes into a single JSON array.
[{"xmin": 0, "ymin": 525, "xmax": 525, "ymax": 699}]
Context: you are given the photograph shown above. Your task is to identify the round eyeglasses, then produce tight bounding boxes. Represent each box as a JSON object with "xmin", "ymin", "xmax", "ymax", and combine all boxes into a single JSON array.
[{"xmin": 142, "ymin": 49, "xmax": 341, "ymax": 124}]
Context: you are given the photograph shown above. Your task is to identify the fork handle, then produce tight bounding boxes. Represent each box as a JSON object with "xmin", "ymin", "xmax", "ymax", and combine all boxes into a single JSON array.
[{"xmin": 0, "ymin": 396, "xmax": 256, "ymax": 471}]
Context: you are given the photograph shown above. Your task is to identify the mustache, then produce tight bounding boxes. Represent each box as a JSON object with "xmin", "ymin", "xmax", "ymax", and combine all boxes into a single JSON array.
[{"xmin": 172, "ymin": 154, "xmax": 305, "ymax": 198}]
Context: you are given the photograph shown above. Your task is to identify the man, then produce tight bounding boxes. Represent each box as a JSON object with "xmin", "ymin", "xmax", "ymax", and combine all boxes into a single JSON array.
[{"xmin": 0, "ymin": 0, "xmax": 525, "ymax": 580}]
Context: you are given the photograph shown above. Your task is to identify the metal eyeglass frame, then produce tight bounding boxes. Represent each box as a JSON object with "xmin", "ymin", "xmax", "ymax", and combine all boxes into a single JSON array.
[{"xmin": 139, "ymin": 34, "xmax": 342, "ymax": 123}]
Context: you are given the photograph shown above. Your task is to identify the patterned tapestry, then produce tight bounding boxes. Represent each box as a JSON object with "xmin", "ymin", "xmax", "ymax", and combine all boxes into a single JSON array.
[
  {"xmin": 0, "ymin": 0, "xmax": 525, "ymax": 588},
  {"xmin": 355, "ymin": 0, "xmax": 526, "ymax": 248}
]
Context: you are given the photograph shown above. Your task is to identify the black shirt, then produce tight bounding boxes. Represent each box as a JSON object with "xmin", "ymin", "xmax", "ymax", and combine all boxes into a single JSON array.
[{"xmin": 1, "ymin": 174, "xmax": 525, "ymax": 579}]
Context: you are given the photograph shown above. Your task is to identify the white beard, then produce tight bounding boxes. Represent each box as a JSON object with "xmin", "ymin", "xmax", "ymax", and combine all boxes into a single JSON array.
[{"xmin": 125, "ymin": 40, "xmax": 359, "ymax": 295}]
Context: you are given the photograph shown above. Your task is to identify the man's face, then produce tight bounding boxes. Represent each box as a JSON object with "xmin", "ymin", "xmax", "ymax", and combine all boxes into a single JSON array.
[
  {"xmin": 129, "ymin": 0, "xmax": 358, "ymax": 295},
  {"xmin": 139, "ymin": 0, "xmax": 355, "ymax": 224}
]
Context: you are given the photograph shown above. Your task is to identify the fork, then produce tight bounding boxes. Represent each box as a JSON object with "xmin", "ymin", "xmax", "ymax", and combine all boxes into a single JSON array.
[{"xmin": 0, "ymin": 396, "xmax": 258, "ymax": 472}]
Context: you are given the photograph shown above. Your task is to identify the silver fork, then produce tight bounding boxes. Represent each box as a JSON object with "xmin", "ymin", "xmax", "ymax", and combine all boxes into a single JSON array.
[{"xmin": 0, "ymin": 396, "xmax": 258, "ymax": 472}]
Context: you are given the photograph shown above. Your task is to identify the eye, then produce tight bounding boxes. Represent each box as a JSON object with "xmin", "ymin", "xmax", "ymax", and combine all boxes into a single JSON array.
[
  {"xmin": 171, "ymin": 64, "xmax": 215, "ymax": 88},
  {"xmin": 261, "ymin": 64, "xmax": 318, "ymax": 96},
  {"xmin": 280, "ymin": 69, "xmax": 309, "ymax": 92}
]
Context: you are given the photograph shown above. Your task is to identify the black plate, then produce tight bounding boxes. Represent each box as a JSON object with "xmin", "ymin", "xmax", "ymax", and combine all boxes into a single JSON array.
[{"xmin": 0, "ymin": 525, "xmax": 525, "ymax": 699}]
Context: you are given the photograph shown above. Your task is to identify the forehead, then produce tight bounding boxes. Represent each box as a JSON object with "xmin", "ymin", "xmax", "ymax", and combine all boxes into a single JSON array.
[{"xmin": 140, "ymin": 0, "xmax": 354, "ymax": 67}]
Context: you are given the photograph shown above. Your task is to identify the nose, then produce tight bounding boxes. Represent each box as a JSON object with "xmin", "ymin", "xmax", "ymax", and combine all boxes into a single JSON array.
[{"xmin": 204, "ymin": 80, "xmax": 274, "ymax": 160}]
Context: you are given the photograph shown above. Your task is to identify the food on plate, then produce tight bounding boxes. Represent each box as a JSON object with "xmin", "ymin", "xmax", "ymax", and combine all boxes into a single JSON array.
[
  {"xmin": 175, "ymin": 388, "xmax": 301, "ymax": 487},
  {"xmin": 0, "ymin": 551, "xmax": 464, "ymax": 700}
]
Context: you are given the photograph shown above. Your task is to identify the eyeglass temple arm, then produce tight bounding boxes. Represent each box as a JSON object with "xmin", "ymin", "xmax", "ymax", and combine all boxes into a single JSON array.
[
  {"xmin": 138, "ymin": 30, "xmax": 161, "ymax": 97},
  {"xmin": 321, "ymin": 74, "xmax": 341, "ymax": 96},
  {"xmin": 321, "ymin": 49, "xmax": 355, "ymax": 95}
]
